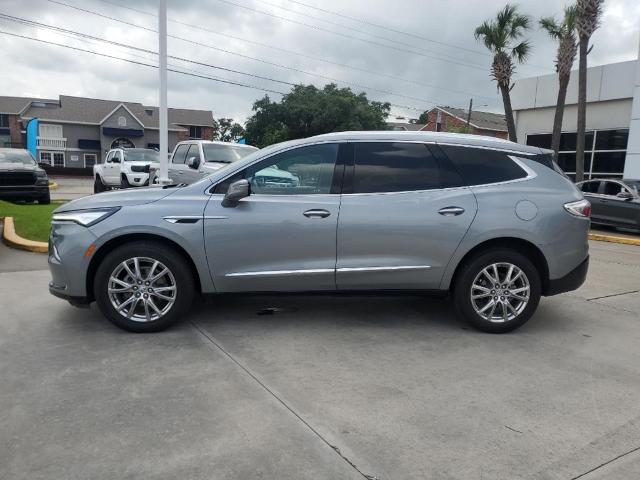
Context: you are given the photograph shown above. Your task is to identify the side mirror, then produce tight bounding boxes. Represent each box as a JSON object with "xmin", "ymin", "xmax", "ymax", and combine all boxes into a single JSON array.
[
  {"xmin": 186, "ymin": 156, "xmax": 200, "ymax": 170},
  {"xmin": 616, "ymin": 191, "xmax": 633, "ymax": 200},
  {"xmin": 222, "ymin": 179, "xmax": 250, "ymax": 207}
]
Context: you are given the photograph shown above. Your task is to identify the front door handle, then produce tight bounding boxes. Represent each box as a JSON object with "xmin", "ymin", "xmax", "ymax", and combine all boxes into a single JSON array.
[
  {"xmin": 438, "ymin": 206, "xmax": 465, "ymax": 216},
  {"xmin": 303, "ymin": 209, "xmax": 331, "ymax": 218}
]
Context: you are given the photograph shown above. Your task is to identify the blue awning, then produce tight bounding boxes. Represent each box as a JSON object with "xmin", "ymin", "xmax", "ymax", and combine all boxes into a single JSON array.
[{"xmin": 102, "ymin": 127, "xmax": 144, "ymax": 137}]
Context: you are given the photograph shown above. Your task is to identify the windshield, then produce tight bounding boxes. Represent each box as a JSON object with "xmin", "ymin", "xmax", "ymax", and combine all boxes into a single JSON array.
[
  {"xmin": 0, "ymin": 149, "xmax": 36, "ymax": 165},
  {"xmin": 123, "ymin": 149, "xmax": 160, "ymax": 162},
  {"xmin": 203, "ymin": 144, "xmax": 258, "ymax": 163}
]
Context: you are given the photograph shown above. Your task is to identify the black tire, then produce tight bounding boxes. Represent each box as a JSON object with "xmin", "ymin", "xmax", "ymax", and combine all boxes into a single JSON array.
[
  {"xmin": 94, "ymin": 175, "xmax": 105, "ymax": 193},
  {"xmin": 120, "ymin": 174, "xmax": 131, "ymax": 189},
  {"xmin": 452, "ymin": 249, "xmax": 541, "ymax": 333},
  {"xmin": 94, "ymin": 241, "xmax": 195, "ymax": 332},
  {"xmin": 38, "ymin": 191, "xmax": 51, "ymax": 204}
]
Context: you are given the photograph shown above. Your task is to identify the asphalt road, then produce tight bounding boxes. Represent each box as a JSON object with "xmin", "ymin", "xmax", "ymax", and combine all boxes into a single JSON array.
[{"xmin": 1, "ymin": 237, "xmax": 639, "ymax": 480}]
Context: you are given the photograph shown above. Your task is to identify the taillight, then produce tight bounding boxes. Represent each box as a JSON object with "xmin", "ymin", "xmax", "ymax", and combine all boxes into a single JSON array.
[{"xmin": 564, "ymin": 199, "xmax": 591, "ymax": 218}]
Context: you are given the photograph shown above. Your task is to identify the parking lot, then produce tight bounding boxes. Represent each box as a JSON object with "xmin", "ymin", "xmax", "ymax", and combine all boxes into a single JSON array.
[{"xmin": 1, "ymin": 235, "xmax": 639, "ymax": 480}]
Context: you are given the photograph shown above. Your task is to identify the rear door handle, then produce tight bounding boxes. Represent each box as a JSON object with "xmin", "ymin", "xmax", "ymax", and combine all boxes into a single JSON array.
[
  {"xmin": 438, "ymin": 206, "xmax": 465, "ymax": 216},
  {"xmin": 303, "ymin": 209, "xmax": 331, "ymax": 218}
]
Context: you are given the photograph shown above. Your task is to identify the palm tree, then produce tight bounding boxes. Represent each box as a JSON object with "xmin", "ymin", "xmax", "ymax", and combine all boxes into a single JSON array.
[
  {"xmin": 574, "ymin": 0, "xmax": 603, "ymax": 181},
  {"xmin": 540, "ymin": 5, "xmax": 578, "ymax": 161},
  {"xmin": 475, "ymin": 4, "xmax": 531, "ymax": 142}
]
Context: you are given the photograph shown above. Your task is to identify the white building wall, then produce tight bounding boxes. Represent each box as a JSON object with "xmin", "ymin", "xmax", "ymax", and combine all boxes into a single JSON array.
[{"xmin": 625, "ymin": 40, "xmax": 640, "ymax": 179}]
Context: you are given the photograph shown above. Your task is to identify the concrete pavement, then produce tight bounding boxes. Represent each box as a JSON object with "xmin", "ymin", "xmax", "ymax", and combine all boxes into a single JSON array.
[
  {"xmin": 1, "ymin": 240, "xmax": 639, "ymax": 479},
  {"xmin": 50, "ymin": 176, "xmax": 93, "ymax": 201}
]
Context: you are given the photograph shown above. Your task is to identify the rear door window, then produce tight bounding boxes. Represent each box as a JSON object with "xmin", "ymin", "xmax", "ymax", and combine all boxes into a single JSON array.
[
  {"xmin": 580, "ymin": 181, "xmax": 600, "ymax": 194},
  {"xmin": 439, "ymin": 145, "xmax": 528, "ymax": 186},
  {"xmin": 351, "ymin": 142, "xmax": 446, "ymax": 193}
]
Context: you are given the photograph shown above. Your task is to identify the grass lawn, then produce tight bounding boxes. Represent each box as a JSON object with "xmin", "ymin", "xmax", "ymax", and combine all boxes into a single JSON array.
[{"xmin": 0, "ymin": 200, "xmax": 64, "ymax": 242}]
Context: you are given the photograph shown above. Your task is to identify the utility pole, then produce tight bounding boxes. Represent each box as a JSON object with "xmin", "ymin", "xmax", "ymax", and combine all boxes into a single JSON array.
[
  {"xmin": 158, "ymin": 0, "xmax": 169, "ymax": 185},
  {"xmin": 466, "ymin": 98, "xmax": 473, "ymax": 133}
]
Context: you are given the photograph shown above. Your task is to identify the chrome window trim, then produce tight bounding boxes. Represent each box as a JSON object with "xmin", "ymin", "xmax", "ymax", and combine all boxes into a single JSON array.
[{"xmin": 206, "ymin": 140, "xmax": 540, "ymax": 196}]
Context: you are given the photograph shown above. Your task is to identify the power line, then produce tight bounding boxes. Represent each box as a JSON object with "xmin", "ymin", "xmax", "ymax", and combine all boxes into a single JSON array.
[
  {"xmin": 0, "ymin": 28, "xmax": 426, "ymax": 113},
  {"xmin": 93, "ymin": 0, "xmax": 499, "ymax": 102},
  {"xmin": 0, "ymin": 30, "xmax": 288, "ymax": 95},
  {"xmin": 285, "ymin": 0, "xmax": 487, "ymax": 56},
  {"xmin": 212, "ymin": 0, "xmax": 491, "ymax": 71},
  {"xmin": 0, "ymin": 13, "xmax": 441, "ymax": 108}
]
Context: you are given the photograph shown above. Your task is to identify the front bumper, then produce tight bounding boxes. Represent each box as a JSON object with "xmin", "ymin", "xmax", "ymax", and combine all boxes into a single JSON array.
[
  {"xmin": 545, "ymin": 255, "xmax": 589, "ymax": 296},
  {"xmin": 49, "ymin": 283, "xmax": 91, "ymax": 307},
  {"xmin": 48, "ymin": 221, "xmax": 98, "ymax": 300},
  {"xmin": 0, "ymin": 185, "xmax": 49, "ymax": 199},
  {"xmin": 124, "ymin": 172, "xmax": 150, "ymax": 186}
]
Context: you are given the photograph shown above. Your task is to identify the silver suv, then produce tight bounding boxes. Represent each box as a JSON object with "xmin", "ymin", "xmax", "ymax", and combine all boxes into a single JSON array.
[{"xmin": 49, "ymin": 132, "xmax": 590, "ymax": 333}]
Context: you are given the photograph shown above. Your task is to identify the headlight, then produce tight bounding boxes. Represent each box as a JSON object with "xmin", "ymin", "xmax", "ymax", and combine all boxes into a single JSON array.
[{"xmin": 52, "ymin": 207, "xmax": 120, "ymax": 227}]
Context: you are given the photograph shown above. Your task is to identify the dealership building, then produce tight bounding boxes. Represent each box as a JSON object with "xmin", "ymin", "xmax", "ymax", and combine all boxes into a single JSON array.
[{"xmin": 511, "ymin": 51, "xmax": 640, "ymax": 180}]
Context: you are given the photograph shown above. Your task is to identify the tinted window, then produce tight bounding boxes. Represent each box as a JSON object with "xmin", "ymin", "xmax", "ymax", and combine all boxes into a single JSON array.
[
  {"xmin": 592, "ymin": 152, "xmax": 626, "ymax": 174},
  {"xmin": 172, "ymin": 144, "xmax": 189, "ymax": 164},
  {"xmin": 595, "ymin": 129, "xmax": 628, "ymax": 150},
  {"xmin": 526, "ymin": 134, "xmax": 551, "ymax": 149},
  {"xmin": 580, "ymin": 181, "xmax": 600, "ymax": 194},
  {"xmin": 440, "ymin": 146, "xmax": 527, "ymax": 186},
  {"xmin": 244, "ymin": 144, "xmax": 338, "ymax": 195},
  {"xmin": 353, "ymin": 142, "xmax": 442, "ymax": 193},
  {"xmin": 603, "ymin": 182, "xmax": 624, "ymax": 196}
]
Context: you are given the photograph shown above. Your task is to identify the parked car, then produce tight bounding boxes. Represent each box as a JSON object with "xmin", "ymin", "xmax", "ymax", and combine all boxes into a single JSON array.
[
  {"xmin": 576, "ymin": 178, "xmax": 640, "ymax": 232},
  {"xmin": 149, "ymin": 140, "xmax": 258, "ymax": 185},
  {"xmin": 49, "ymin": 131, "xmax": 590, "ymax": 333},
  {"xmin": 93, "ymin": 148, "xmax": 160, "ymax": 192},
  {"xmin": 0, "ymin": 148, "xmax": 50, "ymax": 204}
]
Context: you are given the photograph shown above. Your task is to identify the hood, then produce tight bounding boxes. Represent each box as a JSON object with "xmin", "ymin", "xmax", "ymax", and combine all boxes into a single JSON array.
[
  {"xmin": 54, "ymin": 185, "xmax": 181, "ymax": 213},
  {"xmin": 0, "ymin": 162, "xmax": 43, "ymax": 173}
]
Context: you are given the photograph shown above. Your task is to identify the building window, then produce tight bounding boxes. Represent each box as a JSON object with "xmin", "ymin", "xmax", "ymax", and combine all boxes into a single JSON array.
[
  {"xmin": 39, "ymin": 151, "xmax": 52, "ymax": 165},
  {"xmin": 526, "ymin": 129, "xmax": 629, "ymax": 179},
  {"xmin": 144, "ymin": 109, "xmax": 153, "ymax": 116},
  {"xmin": 117, "ymin": 116, "xmax": 127, "ymax": 127},
  {"xmin": 189, "ymin": 125, "xmax": 202, "ymax": 139},
  {"xmin": 53, "ymin": 152, "xmax": 64, "ymax": 167},
  {"xmin": 0, "ymin": 114, "xmax": 9, "ymax": 128},
  {"xmin": 84, "ymin": 153, "xmax": 97, "ymax": 168},
  {"xmin": 38, "ymin": 124, "xmax": 63, "ymax": 138}
]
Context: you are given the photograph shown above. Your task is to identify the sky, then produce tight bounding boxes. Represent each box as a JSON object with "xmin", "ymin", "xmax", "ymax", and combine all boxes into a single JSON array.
[{"xmin": 0, "ymin": 0, "xmax": 638, "ymax": 124}]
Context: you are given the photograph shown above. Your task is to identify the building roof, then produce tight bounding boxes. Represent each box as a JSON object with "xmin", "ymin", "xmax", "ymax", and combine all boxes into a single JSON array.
[
  {"xmin": 385, "ymin": 121, "xmax": 427, "ymax": 131},
  {"xmin": 0, "ymin": 95, "xmax": 214, "ymax": 130},
  {"xmin": 432, "ymin": 106, "xmax": 507, "ymax": 132}
]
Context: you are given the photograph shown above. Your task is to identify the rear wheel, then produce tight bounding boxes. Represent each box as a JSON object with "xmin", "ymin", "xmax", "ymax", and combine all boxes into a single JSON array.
[
  {"xmin": 94, "ymin": 175, "xmax": 106, "ymax": 193},
  {"xmin": 453, "ymin": 249, "xmax": 541, "ymax": 333},
  {"xmin": 94, "ymin": 241, "xmax": 195, "ymax": 332}
]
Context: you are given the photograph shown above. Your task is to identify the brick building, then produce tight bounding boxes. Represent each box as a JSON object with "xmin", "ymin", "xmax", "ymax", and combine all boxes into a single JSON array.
[
  {"xmin": 0, "ymin": 95, "xmax": 215, "ymax": 174},
  {"xmin": 420, "ymin": 106, "xmax": 508, "ymax": 139}
]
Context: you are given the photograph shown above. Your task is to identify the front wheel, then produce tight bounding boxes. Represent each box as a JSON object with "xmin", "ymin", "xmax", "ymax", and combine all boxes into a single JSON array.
[
  {"xmin": 120, "ymin": 174, "xmax": 132, "ymax": 189},
  {"xmin": 453, "ymin": 249, "xmax": 541, "ymax": 333},
  {"xmin": 94, "ymin": 241, "xmax": 195, "ymax": 332}
]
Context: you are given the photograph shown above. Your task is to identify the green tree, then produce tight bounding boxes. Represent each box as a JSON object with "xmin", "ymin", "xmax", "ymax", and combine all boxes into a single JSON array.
[
  {"xmin": 475, "ymin": 4, "xmax": 531, "ymax": 142},
  {"xmin": 575, "ymin": 0, "xmax": 603, "ymax": 182},
  {"xmin": 417, "ymin": 110, "xmax": 429, "ymax": 124},
  {"xmin": 244, "ymin": 84, "xmax": 390, "ymax": 148},
  {"xmin": 213, "ymin": 118, "xmax": 245, "ymax": 142},
  {"xmin": 540, "ymin": 5, "xmax": 578, "ymax": 161}
]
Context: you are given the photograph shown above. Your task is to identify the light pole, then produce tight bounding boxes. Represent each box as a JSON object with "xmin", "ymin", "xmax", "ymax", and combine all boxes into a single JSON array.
[{"xmin": 158, "ymin": 0, "xmax": 170, "ymax": 185}]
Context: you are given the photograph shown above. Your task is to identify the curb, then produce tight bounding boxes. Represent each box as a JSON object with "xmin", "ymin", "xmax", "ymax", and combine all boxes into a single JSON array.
[
  {"xmin": 49, "ymin": 181, "xmax": 58, "ymax": 190},
  {"xmin": 588, "ymin": 232, "xmax": 640, "ymax": 246},
  {"xmin": 1, "ymin": 217, "xmax": 48, "ymax": 253}
]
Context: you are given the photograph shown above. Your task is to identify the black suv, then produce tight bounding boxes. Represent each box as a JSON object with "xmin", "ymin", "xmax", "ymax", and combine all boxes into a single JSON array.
[{"xmin": 0, "ymin": 148, "xmax": 50, "ymax": 204}]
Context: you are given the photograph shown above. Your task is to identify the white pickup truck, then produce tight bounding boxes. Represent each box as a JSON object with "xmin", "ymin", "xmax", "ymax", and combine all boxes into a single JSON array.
[
  {"xmin": 93, "ymin": 148, "xmax": 160, "ymax": 193},
  {"xmin": 150, "ymin": 140, "xmax": 258, "ymax": 185}
]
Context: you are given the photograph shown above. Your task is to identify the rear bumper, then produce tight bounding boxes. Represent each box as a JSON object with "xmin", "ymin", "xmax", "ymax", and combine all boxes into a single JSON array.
[
  {"xmin": 545, "ymin": 255, "xmax": 589, "ymax": 296},
  {"xmin": 0, "ymin": 185, "xmax": 48, "ymax": 199}
]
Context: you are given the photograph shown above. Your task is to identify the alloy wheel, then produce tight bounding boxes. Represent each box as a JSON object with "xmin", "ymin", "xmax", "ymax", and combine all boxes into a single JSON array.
[
  {"xmin": 470, "ymin": 262, "xmax": 530, "ymax": 323},
  {"xmin": 107, "ymin": 257, "xmax": 177, "ymax": 322}
]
